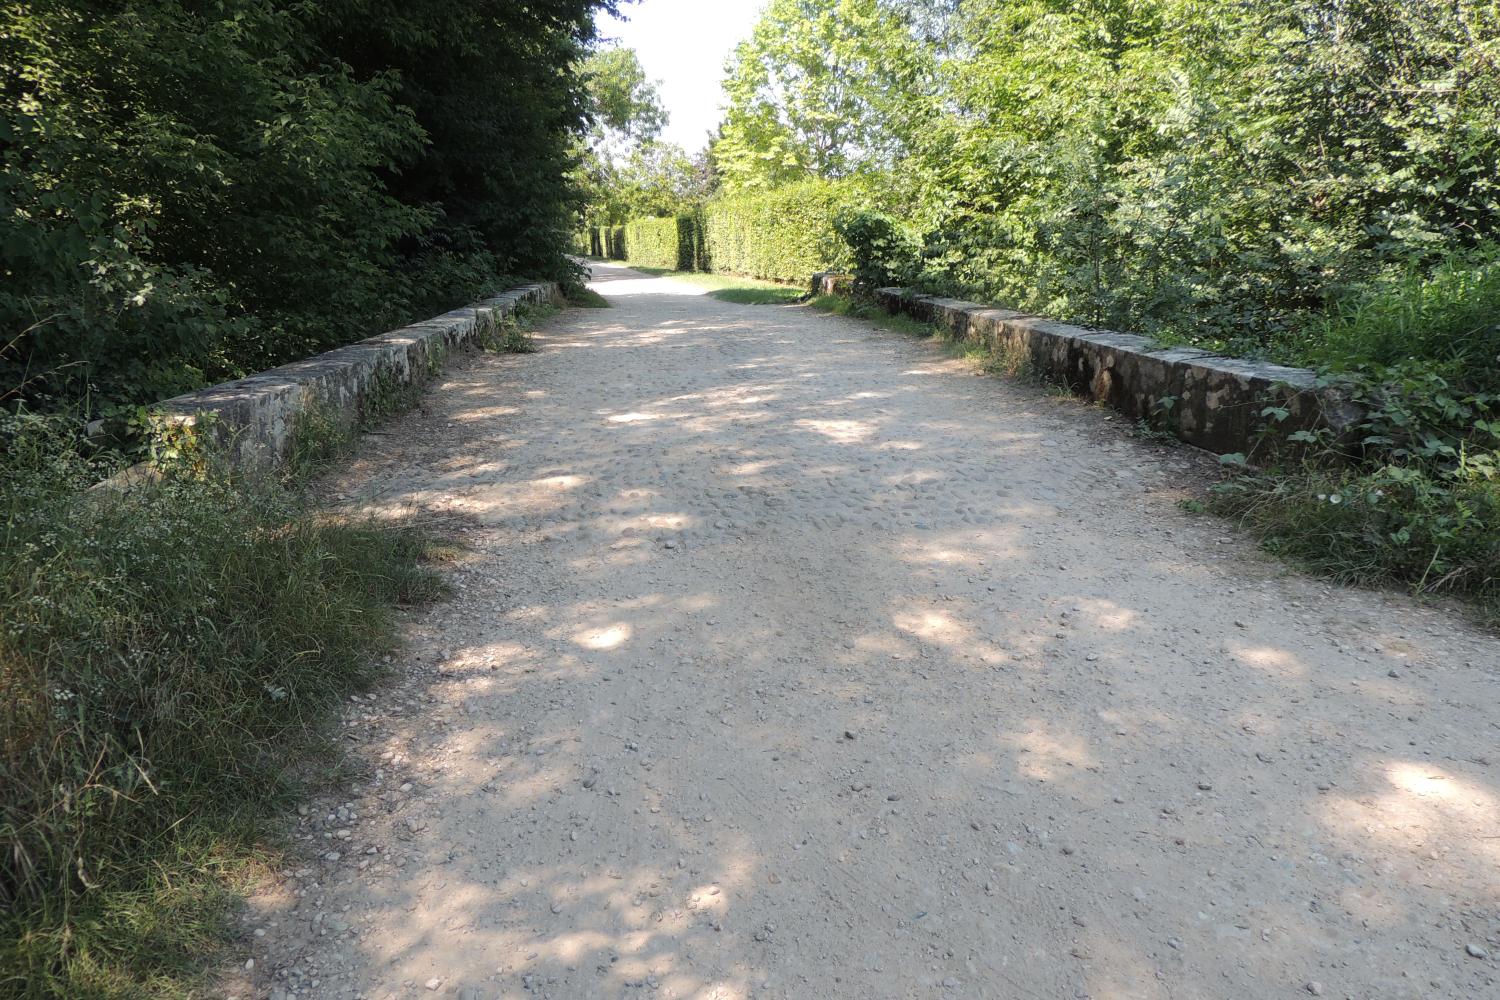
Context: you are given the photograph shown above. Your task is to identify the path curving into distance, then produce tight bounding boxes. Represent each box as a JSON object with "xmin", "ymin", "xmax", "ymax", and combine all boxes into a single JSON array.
[{"xmin": 241, "ymin": 261, "xmax": 1499, "ymax": 1000}]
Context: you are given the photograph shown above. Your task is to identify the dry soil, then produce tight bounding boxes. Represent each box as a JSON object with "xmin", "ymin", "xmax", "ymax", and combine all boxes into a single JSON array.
[{"xmin": 235, "ymin": 262, "xmax": 1499, "ymax": 1000}]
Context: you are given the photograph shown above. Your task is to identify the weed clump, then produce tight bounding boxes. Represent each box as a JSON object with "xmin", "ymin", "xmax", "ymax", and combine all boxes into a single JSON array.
[
  {"xmin": 1208, "ymin": 361, "xmax": 1500, "ymax": 621},
  {"xmin": 0, "ymin": 414, "xmax": 445, "ymax": 996}
]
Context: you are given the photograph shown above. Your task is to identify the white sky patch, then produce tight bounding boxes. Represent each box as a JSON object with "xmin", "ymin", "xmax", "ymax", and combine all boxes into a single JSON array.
[{"xmin": 595, "ymin": 0, "xmax": 767, "ymax": 153}]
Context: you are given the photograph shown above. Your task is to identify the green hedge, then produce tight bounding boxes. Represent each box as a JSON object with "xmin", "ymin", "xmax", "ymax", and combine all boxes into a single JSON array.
[
  {"xmin": 590, "ymin": 226, "xmax": 627, "ymax": 260},
  {"xmin": 704, "ymin": 179, "xmax": 852, "ymax": 283},
  {"xmin": 624, "ymin": 212, "xmax": 708, "ymax": 271},
  {"xmin": 584, "ymin": 178, "xmax": 853, "ymax": 281}
]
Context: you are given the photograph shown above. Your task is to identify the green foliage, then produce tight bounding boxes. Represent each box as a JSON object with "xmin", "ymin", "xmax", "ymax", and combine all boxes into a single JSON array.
[
  {"xmin": 594, "ymin": 178, "xmax": 857, "ymax": 283},
  {"xmin": 581, "ymin": 46, "xmax": 666, "ymax": 146},
  {"xmin": 714, "ymin": 0, "xmax": 932, "ymax": 192},
  {"xmin": 711, "ymin": 0, "xmax": 1500, "ymax": 368},
  {"xmin": 2, "ymin": 0, "xmax": 615, "ymax": 414},
  {"xmin": 0, "ymin": 415, "xmax": 446, "ymax": 996},
  {"xmin": 561, "ymin": 275, "xmax": 610, "ymax": 308},
  {"xmin": 833, "ymin": 209, "xmax": 919, "ymax": 289},
  {"xmin": 704, "ymin": 179, "xmax": 855, "ymax": 283},
  {"xmin": 1298, "ymin": 248, "xmax": 1500, "ymax": 374},
  {"xmin": 1211, "ymin": 462, "xmax": 1499, "ymax": 617},
  {"xmin": 600, "ymin": 226, "xmax": 628, "ymax": 260},
  {"xmin": 610, "ymin": 268, "xmax": 802, "ymax": 303},
  {"xmin": 707, "ymin": 285, "xmax": 803, "ymax": 305},
  {"xmin": 575, "ymin": 47, "xmax": 694, "ymax": 229},
  {"xmin": 892, "ymin": 0, "xmax": 1500, "ymax": 357},
  {"xmin": 1211, "ymin": 359, "xmax": 1500, "ymax": 616},
  {"xmin": 625, "ymin": 212, "xmax": 708, "ymax": 272},
  {"xmin": 480, "ymin": 303, "xmax": 554, "ymax": 355},
  {"xmin": 809, "ymin": 293, "xmax": 933, "ymax": 337}
]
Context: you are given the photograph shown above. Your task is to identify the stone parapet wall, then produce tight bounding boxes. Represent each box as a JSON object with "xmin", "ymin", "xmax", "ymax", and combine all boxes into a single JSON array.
[
  {"xmin": 811, "ymin": 273, "xmax": 1357, "ymax": 455},
  {"xmin": 156, "ymin": 283, "xmax": 558, "ymax": 471}
]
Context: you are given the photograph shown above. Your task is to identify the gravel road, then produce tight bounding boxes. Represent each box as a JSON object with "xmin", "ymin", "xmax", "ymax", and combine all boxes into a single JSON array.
[{"xmin": 236, "ymin": 262, "xmax": 1499, "ymax": 1000}]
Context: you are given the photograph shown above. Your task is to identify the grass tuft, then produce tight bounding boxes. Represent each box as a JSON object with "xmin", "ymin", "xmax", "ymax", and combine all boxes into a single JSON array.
[
  {"xmin": 708, "ymin": 286, "xmax": 804, "ymax": 305},
  {"xmin": 808, "ymin": 294, "xmax": 935, "ymax": 336},
  {"xmin": 563, "ymin": 284, "xmax": 611, "ymax": 309},
  {"xmin": 0, "ymin": 413, "xmax": 448, "ymax": 997},
  {"xmin": 1206, "ymin": 460, "xmax": 1500, "ymax": 622}
]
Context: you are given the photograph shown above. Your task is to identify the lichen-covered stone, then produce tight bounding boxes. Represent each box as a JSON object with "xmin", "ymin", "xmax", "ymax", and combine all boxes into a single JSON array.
[
  {"xmin": 154, "ymin": 283, "xmax": 557, "ymax": 472},
  {"xmin": 867, "ymin": 286, "xmax": 1360, "ymax": 456}
]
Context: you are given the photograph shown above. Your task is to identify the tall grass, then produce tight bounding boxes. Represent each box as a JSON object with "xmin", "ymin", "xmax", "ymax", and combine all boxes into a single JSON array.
[
  {"xmin": 1209, "ymin": 247, "xmax": 1500, "ymax": 622},
  {"xmin": 1297, "ymin": 247, "xmax": 1500, "ymax": 378},
  {"xmin": 0, "ymin": 414, "xmax": 445, "ymax": 998}
]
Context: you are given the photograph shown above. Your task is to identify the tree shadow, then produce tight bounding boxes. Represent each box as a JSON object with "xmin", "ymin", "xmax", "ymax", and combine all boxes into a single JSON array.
[{"xmin": 249, "ymin": 260, "xmax": 1500, "ymax": 1000}]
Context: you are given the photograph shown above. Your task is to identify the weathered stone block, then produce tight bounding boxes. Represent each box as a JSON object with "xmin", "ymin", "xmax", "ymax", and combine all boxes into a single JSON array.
[
  {"xmin": 857, "ymin": 285, "xmax": 1359, "ymax": 456},
  {"xmin": 810, "ymin": 272, "xmax": 854, "ymax": 296},
  {"xmin": 154, "ymin": 282, "xmax": 558, "ymax": 472}
]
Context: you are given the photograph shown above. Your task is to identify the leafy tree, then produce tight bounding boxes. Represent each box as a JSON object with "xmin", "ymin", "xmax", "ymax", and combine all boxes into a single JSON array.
[
  {"xmin": 612, "ymin": 143, "xmax": 712, "ymax": 219},
  {"xmin": 574, "ymin": 45, "xmax": 678, "ymax": 227},
  {"xmin": 1, "ymin": 0, "xmax": 619, "ymax": 413},
  {"xmin": 896, "ymin": 0, "xmax": 1500, "ymax": 349},
  {"xmin": 315, "ymin": 0, "xmax": 621, "ymax": 285},
  {"xmin": 583, "ymin": 45, "xmax": 667, "ymax": 150},
  {"xmin": 713, "ymin": 0, "xmax": 932, "ymax": 192}
]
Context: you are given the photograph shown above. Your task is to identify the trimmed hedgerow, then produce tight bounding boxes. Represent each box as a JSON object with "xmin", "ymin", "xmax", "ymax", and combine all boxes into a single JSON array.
[
  {"xmin": 703, "ymin": 179, "xmax": 853, "ymax": 283},
  {"xmin": 590, "ymin": 178, "xmax": 855, "ymax": 282},
  {"xmin": 624, "ymin": 212, "xmax": 708, "ymax": 272}
]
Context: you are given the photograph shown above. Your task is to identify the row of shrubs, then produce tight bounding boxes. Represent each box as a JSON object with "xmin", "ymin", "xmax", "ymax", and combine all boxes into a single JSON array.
[
  {"xmin": 583, "ymin": 179, "xmax": 853, "ymax": 283},
  {"xmin": 623, "ymin": 214, "xmax": 709, "ymax": 272}
]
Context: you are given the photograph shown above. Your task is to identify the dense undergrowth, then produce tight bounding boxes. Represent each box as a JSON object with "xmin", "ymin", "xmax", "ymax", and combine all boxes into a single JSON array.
[
  {"xmin": 2, "ymin": 0, "xmax": 616, "ymax": 415},
  {"xmin": 0, "ymin": 296, "xmax": 566, "ymax": 996},
  {"xmin": 0, "ymin": 409, "xmax": 452, "ymax": 998}
]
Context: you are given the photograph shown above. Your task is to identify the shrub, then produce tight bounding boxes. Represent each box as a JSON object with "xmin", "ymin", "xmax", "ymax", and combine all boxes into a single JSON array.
[
  {"xmin": 624, "ymin": 211, "xmax": 707, "ymax": 272},
  {"xmin": 1211, "ymin": 359, "xmax": 1500, "ymax": 618},
  {"xmin": 833, "ymin": 209, "xmax": 920, "ymax": 290},
  {"xmin": 703, "ymin": 179, "xmax": 854, "ymax": 283},
  {"xmin": 0, "ymin": 415, "xmax": 444, "ymax": 996},
  {"xmin": 1210, "ymin": 461, "xmax": 1499, "ymax": 615},
  {"xmin": 1297, "ymin": 247, "xmax": 1500, "ymax": 377}
]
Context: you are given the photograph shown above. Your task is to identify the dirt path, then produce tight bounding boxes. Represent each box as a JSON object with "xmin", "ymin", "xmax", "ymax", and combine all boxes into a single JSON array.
[{"xmin": 240, "ymin": 262, "xmax": 1499, "ymax": 1000}]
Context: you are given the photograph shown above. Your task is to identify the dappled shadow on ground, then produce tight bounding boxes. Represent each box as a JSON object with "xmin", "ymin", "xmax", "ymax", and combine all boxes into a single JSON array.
[{"xmin": 265, "ymin": 261, "xmax": 1499, "ymax": 1000}]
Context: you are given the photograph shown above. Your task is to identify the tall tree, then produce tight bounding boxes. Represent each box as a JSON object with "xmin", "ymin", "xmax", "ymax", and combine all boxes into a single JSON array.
[
  {"xmin": 575, "ymin": 45, "xmax": 675, "ymax": 226},
  {"xmin": 583, "ymin": 46, "xmax": 667, "ymax": 152},
  {"xmin": 713, "ymin": 0, "xmax": 931, "ymax": 192},
  {"xmin": 1, "ymin": 0, "xmax": 620, "ymax": 410}
]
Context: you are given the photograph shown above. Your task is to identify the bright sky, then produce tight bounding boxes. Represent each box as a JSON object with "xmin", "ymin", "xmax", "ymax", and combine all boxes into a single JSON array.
[{"xmin": 595, "ymin": 0, "xmax": 767, "ymax": 153}]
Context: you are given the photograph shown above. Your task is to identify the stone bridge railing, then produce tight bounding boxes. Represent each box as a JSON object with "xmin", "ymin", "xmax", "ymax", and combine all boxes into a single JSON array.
[
  {"xmin": 812, "ymin": 273, "xmax": 1358, "ymax": 456},
  {"xmin": 153, "ymin": 282, "xmax": 558, "ymax": 472}
]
